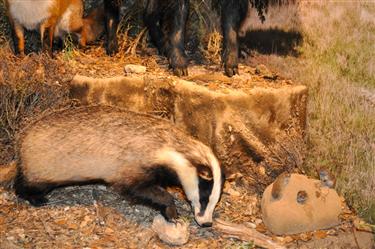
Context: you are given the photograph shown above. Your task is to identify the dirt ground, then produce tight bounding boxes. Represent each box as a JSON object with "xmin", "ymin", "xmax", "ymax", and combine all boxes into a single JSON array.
[{"xmin": 0, "ymin": 44, "xmax": 374, "ymax": 248}]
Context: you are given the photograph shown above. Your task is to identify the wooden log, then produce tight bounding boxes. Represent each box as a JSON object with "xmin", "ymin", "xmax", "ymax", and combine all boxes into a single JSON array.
[{"xmin": 214, "ymin": 219, "xmax": 286, "ymax": 249}]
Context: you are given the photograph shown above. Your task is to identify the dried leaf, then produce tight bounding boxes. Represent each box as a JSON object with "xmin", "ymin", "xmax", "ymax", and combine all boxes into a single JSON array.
[
  {"xmin": 105, "ymin": 227, "xmax": 114, "ymax": 235},
  {"xmin": 314, "ymin": 230, "xmax": 328, "ymax": 239},
  {"xmin": 68, "ymin": 223, "xmax": 78, "ymax": 230},
  {"xmin": 55, "ymin": 219, "xmax": 67, "ymax": 226}
]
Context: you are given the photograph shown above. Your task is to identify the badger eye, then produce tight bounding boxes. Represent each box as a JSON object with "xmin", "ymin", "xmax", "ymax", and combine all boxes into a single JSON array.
[{"xmin": 197, "ymin": 164, "xmax": 213, "ymax": 181}]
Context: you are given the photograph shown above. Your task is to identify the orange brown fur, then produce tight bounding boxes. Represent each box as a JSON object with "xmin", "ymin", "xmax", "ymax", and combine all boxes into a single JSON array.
[
  {"xmin": 80, "ymin": 6, "xmax": 105, "ymax": 47},
  {"xmin": 5, "ymin": 0, "xmax": 84, "ymax": 55}
]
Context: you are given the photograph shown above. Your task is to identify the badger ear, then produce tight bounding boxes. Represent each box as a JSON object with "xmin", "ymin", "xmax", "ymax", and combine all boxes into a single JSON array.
[{"xmin": 197, "ymin": 164, "xmax": 213, "ymax": 181}]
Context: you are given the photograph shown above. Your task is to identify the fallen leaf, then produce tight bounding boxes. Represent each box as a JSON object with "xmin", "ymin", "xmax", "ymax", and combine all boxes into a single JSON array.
[
  {"xmin": 80, "ymin": 215, "xmax": 92, "ymax": 228},
  {"xmin": 68, "ymin": 223, "xmax": 78, "ymax": 230},
  {"xmin": 314, "ymin": 230, "xmax": 328, "ymax": 239},
  {"xmin": 105, "ymin": 227, "xmax": 114, "ymax": 235},
  {"xmin": 55, "ymin": 219, "xmax": 67, "ymax": 226}
]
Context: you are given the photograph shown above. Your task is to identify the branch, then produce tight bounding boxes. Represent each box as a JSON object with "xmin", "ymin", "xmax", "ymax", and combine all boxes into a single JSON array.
[{"xmin": 214, "ymin": 219, "xmax": 285, "ymax": 249}]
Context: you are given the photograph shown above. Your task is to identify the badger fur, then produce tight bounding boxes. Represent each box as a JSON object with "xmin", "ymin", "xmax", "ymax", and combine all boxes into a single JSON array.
[{"xmin": 15, "ymin": 105, "xmax": 224, "ymax": 226}]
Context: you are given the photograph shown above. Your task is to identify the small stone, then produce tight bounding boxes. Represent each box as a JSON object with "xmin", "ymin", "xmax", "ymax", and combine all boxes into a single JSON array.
[
  {"xmin": 244, "ymin": 222, "xmax": 256, "ymax": 229},
  {"xmin": 254, "ymin": 218, "xmax": 263, "ymax": 225},
  {"xmin": 98, "ymin": 185, "xmax": 107, "ymax": 190},
  {"xmin": 152, "ymin": 215, "xmax": 189, "ymax": 246},
  {"xmin": 258, "ymin": 166, "xmax": 266, "ymax": 176},
  {"xmin": 124, "ymin": 64, "xmax": 147, "ymax": 74},
  {"xmin": 226, "ymin": 187, "xmax": 241, "ymax": 197}
]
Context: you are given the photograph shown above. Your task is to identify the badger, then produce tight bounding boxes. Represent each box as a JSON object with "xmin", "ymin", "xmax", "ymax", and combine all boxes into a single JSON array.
[{"xmin": 14, "ymin": 105, "xmax": 224, "ymax": 227}]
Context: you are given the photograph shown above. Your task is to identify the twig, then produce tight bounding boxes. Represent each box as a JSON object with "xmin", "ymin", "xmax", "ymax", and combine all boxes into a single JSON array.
[
  {"xmin": 214, "ymin": 219, "xmax": 286, "ymax": 249},
  {"xmin": 352, "ymin": 226, "xmax": 361, "ymax": 249}
]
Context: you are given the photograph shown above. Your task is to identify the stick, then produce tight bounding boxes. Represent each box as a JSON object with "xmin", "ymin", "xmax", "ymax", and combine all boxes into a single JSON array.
[{"xmin": 214, "ymin": 219, "xmax": 286, "ymax": 249}]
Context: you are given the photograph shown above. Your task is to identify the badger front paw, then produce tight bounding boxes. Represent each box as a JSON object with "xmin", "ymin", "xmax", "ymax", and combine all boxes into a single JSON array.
[{"xmin": 163, "ymin": 204, "xmax": 178, "ymax": 221}]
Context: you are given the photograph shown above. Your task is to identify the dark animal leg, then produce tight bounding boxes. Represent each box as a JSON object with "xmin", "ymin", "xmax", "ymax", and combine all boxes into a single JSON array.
[
  {"xmin": 104, "ymin": 0, "xmax": 120, "ymax": 55},
  {"xmin": 125, "ymin": 185, "xmax": 178, "ymax": 221},
  {"xmin": 9, "ymin": 20, "xmax": 25, "ymax": 56},
  {"xmin": 221, "ymin": 0, "xmax": 249, "ymax": 77},
  {"xmin": 14, "ymin": 173, "xmax": 51, "ymax": 206},
  {"xmin": 144, "ymin": 0, "xmax": 165, "ymax": 54},
  {"xmin": 166, "ymin": 0, "xmax": 189, "ymax": 76},
  {"xmin": 47, "ymin": 23, "xmax": 57, "ymax": 57},
  {"xmin": 145, "ymin": 0, "xmax": 189, "ymax": 77}
]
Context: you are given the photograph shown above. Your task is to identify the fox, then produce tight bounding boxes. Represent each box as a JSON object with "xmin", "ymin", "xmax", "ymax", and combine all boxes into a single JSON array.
[{"xmin": 5, "ymin": 0, "xmax": 103, "ymax": 56}]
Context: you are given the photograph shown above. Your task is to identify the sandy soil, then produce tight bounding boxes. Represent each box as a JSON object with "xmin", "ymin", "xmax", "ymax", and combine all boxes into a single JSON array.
[{"xmin": 0, "ymin": 46, "xmax": 374, "ymax": 248}]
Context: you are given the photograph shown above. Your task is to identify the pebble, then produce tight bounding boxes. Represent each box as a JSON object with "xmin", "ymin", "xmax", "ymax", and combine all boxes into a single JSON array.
[
  {"xmin": 152, "ymin": 215, "xmax": 189, "ymax": 246},
  {"xmin": 124, "ymin": 64, "xmax": 147, "ymax": 74}
]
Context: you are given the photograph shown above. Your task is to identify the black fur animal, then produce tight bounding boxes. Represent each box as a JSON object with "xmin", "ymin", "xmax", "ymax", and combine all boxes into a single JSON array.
[
  {"xmin": 15, "ymin": 105, "xmax": 224, "ymax": 226},
  {"xmin": 103, "ymin": 0, "xmax": 189, "ymax": 76},
  {"xmin": 220, "ymin": 0, "xmax": 251, "ymax": 77},
  {"xmin": 219, "ymin": 0, "xmax": 291, "ymax": 77},
  {"xmin": 103, "ymin": 0, "xmax": 120, "ymax": 55},
  {"xmin": 103, "ymin": 1, "xmax": 283, "ymax": 77}
]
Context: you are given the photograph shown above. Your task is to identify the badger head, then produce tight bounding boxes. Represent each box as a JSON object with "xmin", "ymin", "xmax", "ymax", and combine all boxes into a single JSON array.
[
  {"xmin": 192, "ymin": 154, "xmax": 225, "ymax": 227},
  {"xmin": 159, "ymin": 145, "xmax": 224, "ymax": 227}
]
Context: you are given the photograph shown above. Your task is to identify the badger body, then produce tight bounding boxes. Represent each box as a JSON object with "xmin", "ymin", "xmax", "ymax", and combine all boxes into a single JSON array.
[{"xmin": 16, "ymin": 105, "xmax": 224, "ymax": 226}]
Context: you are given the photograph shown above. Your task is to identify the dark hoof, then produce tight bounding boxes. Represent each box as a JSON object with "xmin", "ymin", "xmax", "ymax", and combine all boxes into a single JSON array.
[
  {"xmin": 224, "ymin": 65, "xmax": 239, "ymax": 77},
  {"xmin": 169, "ymin": 49, "xmax": 189, "ymax": 77},
  {"xmin": 106, "ymin": 40, "xmax": 118, "ymax": 56},
  {"xmin": 164, "ymin": 205, "xmax": 178, "ymax": 221},
  {"xmin": 223, "ymin": 50, "xmax": 240, "ymax": 77},
  {"xmin": 173, "ymin": 67, "xmax": 188, "ymax": 77}
]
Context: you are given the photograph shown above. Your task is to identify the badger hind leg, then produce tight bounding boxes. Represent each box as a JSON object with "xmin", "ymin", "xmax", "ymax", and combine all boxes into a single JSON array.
[
  {"xmin": 124, "ymin": 185, "xmax": 178, "ymax": 221},
  {"xmin": 14, "ymin": 173, "xmax": 52, "ymax": 206}
]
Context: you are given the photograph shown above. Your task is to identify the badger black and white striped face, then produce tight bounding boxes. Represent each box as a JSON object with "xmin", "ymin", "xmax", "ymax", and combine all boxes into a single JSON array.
[
  {"xmin": 158, "ymin": 147, "xmax": 224, "ymax": 227},
  {"xmin": 192, "ymin": 153, "xmax": 224, "ymax": 227}
]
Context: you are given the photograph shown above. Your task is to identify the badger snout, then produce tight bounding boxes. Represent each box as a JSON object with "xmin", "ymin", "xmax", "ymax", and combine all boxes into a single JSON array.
[
  {"xmin": 200, "ymin": 222, "xmax": 213, "ymax": 227},
  {"xmin": 194, "ymin": 209, "xmax": 213, "ymax": 227}
]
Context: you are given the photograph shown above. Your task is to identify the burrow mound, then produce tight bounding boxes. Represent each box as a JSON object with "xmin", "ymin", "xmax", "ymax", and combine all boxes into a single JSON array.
[{"xmin": 70, "ymin": 64, "xmax": 307, "ymax": 190}]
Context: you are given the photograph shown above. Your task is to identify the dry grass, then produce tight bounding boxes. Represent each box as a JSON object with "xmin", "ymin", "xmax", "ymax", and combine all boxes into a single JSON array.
[
  {"xmin": 200, "ymin": 30, "xmax": 222, "ymax": 64},
  {"xmin": 0, "ymin": 50, "xmax": 73, "ymax": 163},
  {"xmin": 0, "ymin": 0, "xmax": 373, "ymax": 224},
  {"xmin": 298, "ymin": 1, "xmax": 375, "ymax": 224},
  {"xmin": 0, "ymin": 0, "xmax": 8, "ymax": 46},
  {"xmin": 245, "ymin": 1, "xmax": 375, "ymax": 223}
]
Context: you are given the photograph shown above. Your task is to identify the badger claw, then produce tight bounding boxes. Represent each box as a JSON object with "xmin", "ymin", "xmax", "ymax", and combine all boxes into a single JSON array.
[{"xmin": 164, "ymin": 205, "xmax": 178, "ymax": 221}]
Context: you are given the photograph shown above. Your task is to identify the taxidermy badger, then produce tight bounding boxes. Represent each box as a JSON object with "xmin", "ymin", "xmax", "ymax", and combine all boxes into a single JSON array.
[{"xmin": 13, "ymin": 105, "xmax": 224, "ymax": 227}]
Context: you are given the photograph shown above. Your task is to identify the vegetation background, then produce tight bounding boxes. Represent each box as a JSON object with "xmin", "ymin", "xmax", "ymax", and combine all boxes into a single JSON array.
[
  {"xmin": 245, "ymin": 0, "xmax": 375, "ymax": 223},
  {"xmin": 0, "ymin": 0, "xmax": 374, "ymax": 224}
]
